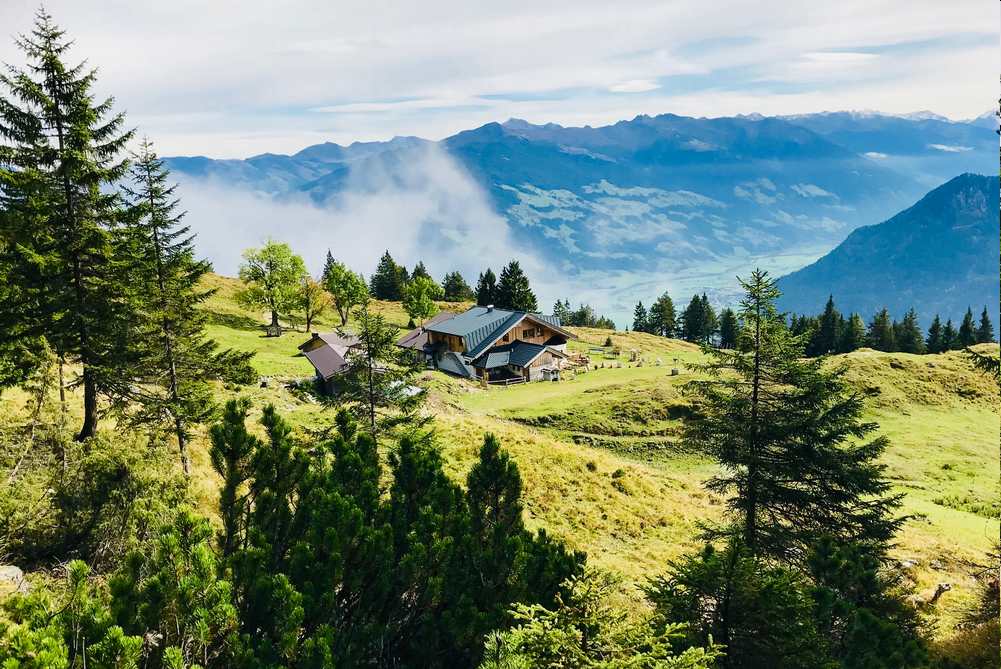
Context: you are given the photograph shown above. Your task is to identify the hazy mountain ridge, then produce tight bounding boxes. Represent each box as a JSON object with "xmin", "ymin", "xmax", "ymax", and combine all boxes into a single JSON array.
[
  {"xmin": 163, "ymin": 111, "xmax": 996, "ymax": 314},
  {"xmin": 777, "ymin": 173, "xmax": 1000, "ymax": 322}
]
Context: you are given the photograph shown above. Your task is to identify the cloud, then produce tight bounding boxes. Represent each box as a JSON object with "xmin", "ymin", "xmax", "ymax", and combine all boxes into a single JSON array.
[
  {"xmin": 609, "ymin": 79, "xmax": 660, "ymax": 93},
  {"xmin": 791, "ymin": 183, "xmax": 836, "ymax": 198},
  {"xmin": 864, "ymin": 151, "xmax": 889, "ymax": 159},
  {"xmin": 928, "ymin": 143, "xmax": 973, "ymax": 152}
]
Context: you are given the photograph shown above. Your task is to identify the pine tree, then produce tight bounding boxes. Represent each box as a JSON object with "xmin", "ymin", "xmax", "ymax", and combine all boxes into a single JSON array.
[
  {"xmin": 685, "ymin": 269, "xmax": 902, "ymax": 562},
  {"xmin": 441, "ymin": 271, "xmax": 474, "ymax": 302},
  {"xmin": 632, "ymin": 301, "xmax": 649, "ymax": 333},
  {"xmin": 867, "ymin": 309, "xmax": 896, "ymax": 352},
  {"xmin": 895, "ymin": 308, "xmax": 925, "ymax": 354},
  {"xmin": 115, "ymin": 141, "xmax": 252, "ymax": 471},
  {"xmin": 649, "ymin": 291, "xmax": 677, "ymax": 337},
  {"xmin": 680, "ymin": 294, "xmax": 706, "ymax": 343},
  {"xmin": 0, "ymin": 10, "xmax": 137, "ymax": 440},
  {"xmin": 369, "ymin": 250, "xmax": 405, "ymax": 300},
  {"xmin": 495, "ymin": 261, "xmax": 538, "ymax": 312},
  {"xmin": 700, "ymin": 294, "xmax": 718, "ymax": 343},
  {"xmin": 958, "ymin": 307, "xmax": 978, "ymax": 347},
  {"xmin": 476, "ymin": 268, "xmax": 497, "ymax": 306},
  {"xmin": 815, "ymin": 295, "xmax": 841, "ymax": 355},
  {"xmin": 839, "ymin": 313, "xmax": 867, "ymax": 353},
  {"xmin": 943, "ymin": 319, "xmax": 959, "ymax": 351},
  {"xmin": 976, "ymin": 306, "xmax": 995, "ymax": 343},
  {"xmin": 552, "ymin": 299, "xmax": 571, "ymax": 324},
  {"xmin": 718, "ymin": 308, "xmax": 739, "ymax": 349},
  {"xmin": 411, "ymin": 261, "xmax": 431, "ymax": 282},
  {"xmin": 926, "ymin": 315, "xmax": 945, "ymax": 354}
]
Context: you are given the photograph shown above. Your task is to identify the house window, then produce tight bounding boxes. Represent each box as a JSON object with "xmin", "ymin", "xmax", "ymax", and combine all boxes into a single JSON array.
[
  {"xmin": 523, "ymin": 328, "xmax": 536, "ymax": 338},
  {"xmin": 502, "ymin": 333, "xmax": 509, "ymax": 342}
]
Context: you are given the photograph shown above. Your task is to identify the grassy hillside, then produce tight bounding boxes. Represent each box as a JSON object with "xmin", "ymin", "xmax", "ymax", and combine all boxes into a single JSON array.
[{"xmin": 5, "ymin": 273, "xmax": 997, "ymax": 634}]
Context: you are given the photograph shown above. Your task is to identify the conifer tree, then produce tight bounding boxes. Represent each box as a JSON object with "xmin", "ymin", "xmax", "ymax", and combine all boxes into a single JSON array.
[
  {"xmin": 815, "ymin": 295, "xmax": 842, "ymax": 355},
  {"xmin": 680, "ymin": 294, "xmax": 705, "ymax": 343},
  {"xmin": 0, "ymin": 10, "xmax": 135, "ymax": 440},
  {"xmin": 476, "ymin": 268, "xmax": 498, "ymax": 306},
  {"xmin": 700, "ymin": 294, "xmax": 718, "ymax": 343},
  {"xmin": 632, "ymin": 301, "xmax": 649, "ymax": 333},
  {"xmin": 551, "ymin": 299, "xmax": 571, "ymax": 324},
  {"xmin": 116, "ymin": 141, "xmax": 252, "ymax": 471},
  {"xmin": 976, "ymin": 306, "xmax": 995, "ymax": 343},
  {"xmin": 867, "ymin": 308, "xmax": 896, "ymax": 352},
  {"xmin": 943, "ymin": 319, "xmax": 959, "ymax": 351},
  {"xmin": 685, "ymin": 269, "xmax": 902, "ymax": 562},
  {"xmin": 958, "ymin": 307, "xmax": 978, "ymax": 347},
  {"xmin": 495, "ymin": 261, "xmax": 538, "ymax": 312},
  {"xmin": 442, "ymin": 271, "xmax": 475, "ymax": 302},
  {"xmin": 369, "ymin": 250, "xmax": 406, "ymax": 300},
  {"xmin": 649, "ymin": 291, "xmax": 677, "ymax": 337},
  {"xmin": 410, "ymin": 261, "xmax": 431, "ymax": 282},
  {"xmin": 926, "ymin": 315, "xmax": 945, "ymax": 354},
  {"xmin": 895, "ymin": 308, "xmax": 925, "ymax": 354},
  {"xmin": 717, "ymin": 308, "xmax": 739, "ymax": 349},
  {"xmin": 839, "ymin": 313, "xmax": 867, "ymax": 353}
]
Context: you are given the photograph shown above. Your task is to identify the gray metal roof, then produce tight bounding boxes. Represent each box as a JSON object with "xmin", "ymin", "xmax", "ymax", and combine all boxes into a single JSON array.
[
  {"xmin": 423, "ymin": 306, "xmax": 576, "ymax": 360},
  {"xmin": 437, "ymin": 351, "xmax": 477, "ymax": 378},
  {"xmin": 303, "ymin": 345, "xmax": 349, "ymax": 380},
  {"xmin": 396, "ymin": 311, "xmax": 456, "ymax": 350},
  {"xmin": 472, "ymin": 341, "xmax": 565, "ymax": 370}
]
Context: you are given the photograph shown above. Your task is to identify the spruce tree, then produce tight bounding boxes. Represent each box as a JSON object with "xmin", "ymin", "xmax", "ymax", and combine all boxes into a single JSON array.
[
  {"xmin": 116, "ymin": 140, "xmax": 252, "ymax": 471},
  {"xmin": 649, "ymin": 291, "xmax": 677, "ymax": 337},
  {"xmin": 942, "ymin": 319, "xmax": 959, "ymax": 351},
  {"xmin": 925, "ymin": 315, "xmax": 945, "ymax": 354},
  {"xmin": 552, "ymin": 299, "xmax": 571, "ymax": 324},
  {"xmin": 685, "ymin": 269, "xmax": 902, "ymax": 562},
  {"xmin": 839, "ymin": 313, "xmax": 867, "ymax": 353},
  {"xmin": 700, "ymin": 294, "xmax": 718, "ymax": 343},
  {"xmin": 0, "ymin": 10, "xmax": 134, "ymax": 440},
  {"xmin": 411, "ymin": 261, "xmax": 431, "ymax": 282},
  {"xmin": 867, "ymin": 309, "xmax": 896, "ymax": 352},
  {"xmin": 476, "ymin": 268, "xmax": 498, "ymax": 306},
  {"xmin": 815, "ymin": 295, "xmax": 841, "ymax": 355},
  {"xmin": 958, "ymin": 307, "xmax": 977, "ymax": 347},
  {"xmin": 369, "ymin": 250, "xmax": 405, "ymax": 300},
  {"xmin": 718, "ymin": 308, "xmax": 739, "ymax": 349},
  {"xmin": 976, "ymin": 306, "xmax": 995, "ymax": 343},
  {"xmin": 681, "ymin": 294, "xmax": 705, "ymax": 343},
  {"xmin": 895, "ymin": 308, "xmax": 925, "ymax": 354},
  {"xmin": 495, "ymin": 260, "xmax": 538, "ymax": 312},
  {"xmin": 632, "ymin": 301, "xmax": 649, "ymax": 333},
  {"xmin": 442, "ymin": 271, "xmax": 474, "ymax": 302}
]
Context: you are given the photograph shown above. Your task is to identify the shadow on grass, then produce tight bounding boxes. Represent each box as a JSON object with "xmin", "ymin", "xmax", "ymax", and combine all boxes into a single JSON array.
[{"xmin": 206, "ymin": 311, "xmax": 266, "ymax": 332}]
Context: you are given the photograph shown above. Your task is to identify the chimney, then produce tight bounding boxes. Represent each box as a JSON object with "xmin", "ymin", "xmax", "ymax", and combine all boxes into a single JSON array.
[{"xmin": 486, "ymin": 304, "xmax": 494, "ymax": 312}]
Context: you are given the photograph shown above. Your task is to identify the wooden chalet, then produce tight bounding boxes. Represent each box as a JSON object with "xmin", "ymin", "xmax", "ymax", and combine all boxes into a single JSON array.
[
  {"xmin": 396, "ymin": 305, "xmax": 575, "ymax": 383},
  {"xmin": 298, "ymin": 332, "xmax": 361, "ymax": 395}
]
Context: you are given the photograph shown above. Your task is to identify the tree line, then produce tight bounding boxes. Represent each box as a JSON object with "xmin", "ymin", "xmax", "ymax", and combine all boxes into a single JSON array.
[{"xmin": 789, "ymin": 297, "xmax": 995, "ymax": 356}]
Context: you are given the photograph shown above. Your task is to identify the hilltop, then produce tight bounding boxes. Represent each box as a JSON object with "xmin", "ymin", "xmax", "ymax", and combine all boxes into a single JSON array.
[{"xmin": 171, "ymin": 275, "xmax": 1001, "ymax": 630}]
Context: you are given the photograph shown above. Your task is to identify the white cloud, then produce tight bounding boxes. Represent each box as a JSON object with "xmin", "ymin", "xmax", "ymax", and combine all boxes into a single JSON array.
[
  {"xmin": 864, "ymin": 151, "xmax": 889, "ymax": 159},
  {"xmin": 609, "ymin": 79, "xmax": 660, "ymax": 93},
  {"xmin": 791, "ymin": 183, "xmax": 837, "ymax": 198},
  {"xmin": 928, "ymin": 143, "xmax": 973, "ymax": 152}
]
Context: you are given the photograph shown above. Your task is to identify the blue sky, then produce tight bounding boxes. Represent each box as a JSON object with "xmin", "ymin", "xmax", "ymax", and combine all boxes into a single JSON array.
[{"xmin": 1, "ymin": 0, "xmax": 996, "ymax": 157}]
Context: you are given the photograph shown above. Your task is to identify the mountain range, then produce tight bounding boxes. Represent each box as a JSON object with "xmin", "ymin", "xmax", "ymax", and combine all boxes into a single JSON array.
[
  {"xmin": 777, "ymin": 173, "xmax": 999, "ymax": 323},
  {"xmin": 164, "ymin": 110, "xmax": 997, "ymax": 320}
]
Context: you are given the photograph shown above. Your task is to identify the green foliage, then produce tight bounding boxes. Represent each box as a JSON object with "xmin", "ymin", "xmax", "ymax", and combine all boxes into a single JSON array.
[
  {"xmin": 236, "ymin": 241, "xmax": 307, "ymax": 329},
  {"xmin": 402, "ymin": 275, "xmax": 444, "ymax": 324},
  {"xmin": 894, "ymin": 309, "xmax": 925, "ymax": 354},
  {"xmin": 339, "ymin": 302, "xmax": 429, "ymax": 438},
  {"xmin": 680, "ymin": 295, "xmax": 717, "ymax": 345},
  {"xmin": 483, "ymin": 568, "xmax": 721, "ymax": 669},
  {"xmin": 649, "ymin": 292, "xmax": 677, "ymax": 338},
  {"xmin": 975, "ymin": 306, "xmax": 994, "ymax": 343},
  {"xmin": 552, "ymin": 300, "xmax": 616, "ymax": 329},
  {"xmin": 0, "ymin": 560, "xmax": 144, "ymax": 669},
  {"xmin": 926, "ymin": 315, "xmax": 946, "ymax": 354},
  {"xmin": 867, "ymin": 309, "xmax": 896, "ymax": 352},
  {"xmin": 647, "ymin": 541, "xmax": 821, "ymax": 669},
  {"xmin": 442, "ymin": 271, "xmax": 476, "ymax": 302},
  {"xmin": 320, "ymin": 254, "xmax": 368, "ymax": 325},
  {"xmin": 717, "ymin": 308, "xmax": 738, "ymax": 349},
  {"xmin": 297, "ymin": 276, "xmax": 329, "ymax": 332},
  {"xmin": 957, "ymin": 308, "xmax": 978, "ymax": 348},
  {"xmin": 368, "ymin": 250, "xmax": 407, "ymax": 301},
  {"xmin": 495, "ymin": 261, "xmax": 538, "ymax": 313},
  {"xmin": 477, "ymin": 268, "xmax": 498, "ymax": 307},
  {"xmin": 0, "ymin": 9, "xmax": 135, "ymax": 440},
  {"xmin": 685, "ymin": 269, "xmax": 903, "ymax": 562},
  {"xmin": 110, "ymin": 510, "xmax": 239, "ymax": 668},
  {"xmin": 113, "ymin": 140, "xmax": 253, "ymax": 472},
  {"xmin": 207, "ymin": 402, "xmax": 583, "ymax": 667},
  {"xmin": 632, "ymin": 302, "xmax": 649, "ymax": 334},
  {"xmin": 839, "ymin": 313, "xmax": 866, "ymax": 353}
]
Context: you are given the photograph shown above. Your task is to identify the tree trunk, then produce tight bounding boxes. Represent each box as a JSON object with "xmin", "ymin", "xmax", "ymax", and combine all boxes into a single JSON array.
[
  {"xmin": 271, "ymin": 309, "xmax": 279, "ymax": 327},
  {"xmin": 175, "ymin": 415, "xmax": 190, "ymax": 476},
  {"xmin": 77, "ymin": 369, "xmax": 98, "ymax": 441}
]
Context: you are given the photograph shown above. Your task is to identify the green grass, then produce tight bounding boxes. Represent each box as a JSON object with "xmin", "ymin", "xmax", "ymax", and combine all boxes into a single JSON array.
[{"xmin": 5, "ymin": 274, "xmax": 997, "ymax": 634}]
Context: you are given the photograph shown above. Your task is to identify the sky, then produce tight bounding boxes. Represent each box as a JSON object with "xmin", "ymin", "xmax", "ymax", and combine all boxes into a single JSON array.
[{"xmin": 1, "ymin": 0, "xmax": 997, "ymax": 158}]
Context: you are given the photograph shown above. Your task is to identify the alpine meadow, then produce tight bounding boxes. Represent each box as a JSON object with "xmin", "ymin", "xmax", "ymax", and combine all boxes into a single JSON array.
[{"xmin": 0, "ymin": 4, "xmax": 998, "ymax": 669}]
